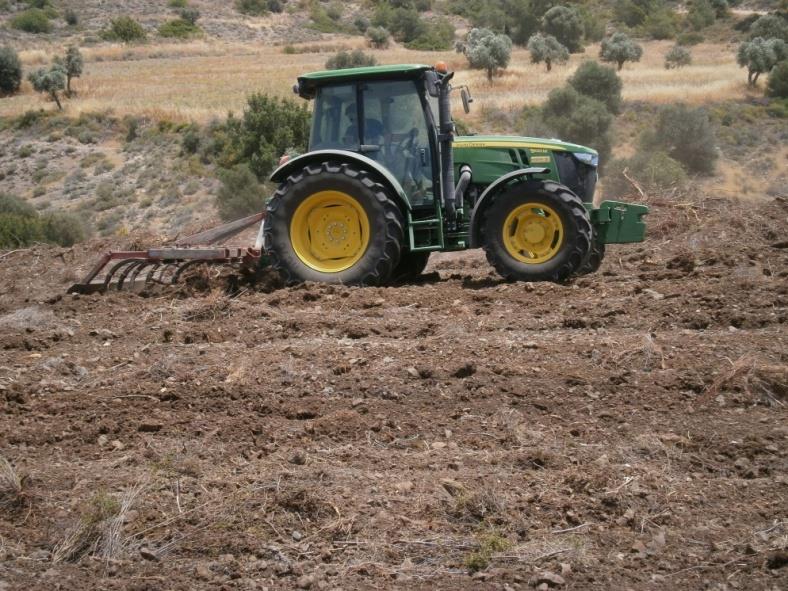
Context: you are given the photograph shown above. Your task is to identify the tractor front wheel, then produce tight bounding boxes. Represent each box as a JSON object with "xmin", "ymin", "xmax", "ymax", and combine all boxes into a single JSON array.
[
  {"xmin": 264, "ymin": 162, "xmax": 404, "ymax": 285},
  {"xmin": 482, "ymin": 181, "xmax": 592, "ymax": 282}
]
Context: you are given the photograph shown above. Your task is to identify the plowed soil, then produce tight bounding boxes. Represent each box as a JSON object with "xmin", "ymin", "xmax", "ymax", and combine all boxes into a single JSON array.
[{"xmin": 1, "ymin": 195, "xmax": 786, "ymax": 590}]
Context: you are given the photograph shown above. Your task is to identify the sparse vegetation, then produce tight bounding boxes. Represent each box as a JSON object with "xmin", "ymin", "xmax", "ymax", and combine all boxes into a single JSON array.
[
  {"xmin": 235, "ymin": 0, "xmax": 269, "ymax": 16},
  {"xmin": 64, "ymin": 8, "xmax": 78, "ymax": 26},
  {"xmin": 0, "ymin": 456, "xmax": 31, "ymax": 512},
  {"xmin": 325, "ymin": 49, "xmax": 377, "ymax": 70},
  {"xmin": 0, "ymin": 46, "xmax": 22, "ymax": 96}
]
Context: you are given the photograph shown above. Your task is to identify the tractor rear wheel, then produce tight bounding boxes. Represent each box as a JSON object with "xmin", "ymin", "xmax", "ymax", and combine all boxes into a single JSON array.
[
  {"xmin": 264, "ymin": 162, "xmax": 404, "ymax": 285},
  {"xmin": 577, "ymin": 238, "xmax": 605, "ymax": 275},
  {"xmin": 482, "ymin": 181, "xmax": 592, "ymax": 282},
  {"xmin": 391, "ymin": 250, "xmax": 431, "ymax": 282}
]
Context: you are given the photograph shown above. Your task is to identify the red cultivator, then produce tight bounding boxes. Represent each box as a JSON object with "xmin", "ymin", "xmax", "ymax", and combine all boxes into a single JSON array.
[{"xmin": 68, "ymin": 213, "xmax": 266, "ymax": 294}]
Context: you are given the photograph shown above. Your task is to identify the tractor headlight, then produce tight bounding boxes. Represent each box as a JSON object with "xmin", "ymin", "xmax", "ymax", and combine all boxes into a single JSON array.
[{"xmin": 572, "ymin": 152, "xmax": 598, "ymax": 168}]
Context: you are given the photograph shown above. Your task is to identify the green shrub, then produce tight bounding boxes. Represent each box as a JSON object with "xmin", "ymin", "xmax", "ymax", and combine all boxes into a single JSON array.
[
  {"xmin": 406, "ymin": 17, "xmax": 455, "ymax": 50},
  {"xmin": 227, "ymin": 93, "xmax": 310, "ymax": 180},
  {"xmin": 355, "ymin": 16, "xmax": 370, "ymax": 33},
  {"xmin": 10, "ymin": 8, "xmax": 52, "ymax": 34},
  {"xmin": 767, "ymin": 60, "xmax": 788, "ymax": 98},
  {"xmin": 642, "ymin": 9, "xmax": 678, "ymax": 40},
  {"xmin": 0, "ymin": 193, "xmax": 37, "ymax": 217},
  {"xmin": 542, "ymin": 5, "xmax": 584, "ymax": 53},
  {"xmin": 179, "ymin": 7, "xmax": 200, "ymax": 25},
  {"xmin": 325, "ymin": 49, "xmax": 377, "ymax": 70},
  {"xmin": 0, "ymin": 46, "xmax": 22, "ymax": 96},
  {"xmin": 568, "ymin": 61, "xmax": 623, "ymax": 114},
  {"xmin": 375, "ymin": 7, "xmax": 426, "ymax": 43},
  {"xmin": 687, "ymin": 0, "xmax": 716, "ymax": 31},
  {"xmin": 613, "ymin": 0, "xmax": 658, "ymax": 27},
  {"xmin": 103, "ymin": 16, "xmax": 146, "ymax": 42},
  {"xmin": 749, "ymin": 14, "xmax": 788, "ymax": 42},
  {"xmin": 216, "ymin": 164, "xmax": 265, "ymax": 221},
  {"xmin": 168, "ymin": 0, "xmax": 188, "ymax": 7},
  {"xmin": 540, "ymin": 86, "xmax": 613, "ymax": 164},
  {"xmin": 642, "ymin": 104, "xmax": 718, "ymax": 174},
  {"xmin": 0, "ymin": 194, "xmax": 88, "ymax": 248},
  {"xmin": 40, "ymin": 212, "xmax": 87, "ymax": 246},
  {"xmin": 64, "ymin": 8, "xmax": 78, "ymax": 26},
  {"xmin": 366, "ymin": 26, "xmax": 390, "ymax": 49},
  {"xmin": 158, "ymin": 18, "xmax": 200, "ymax": 38},
  {"xmin": 665, "ymin": 45, "xmax": 692, "ymax": 69},
  {"xmin": 604, "ymin": 151, "xmax": 687, "ymax": 198},
  {"xmin": 677, "ymin": 31, "xmax": 704, "ymax": 46},
  {"xmin": 236, "ymin": 0, "xmax": 268, "ymax": 16}
]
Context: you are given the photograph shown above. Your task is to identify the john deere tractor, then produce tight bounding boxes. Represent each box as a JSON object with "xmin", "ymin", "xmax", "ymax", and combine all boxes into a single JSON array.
[{"xmin": 264, "ymin": 63, "xmax": 647, "ymax": 285}]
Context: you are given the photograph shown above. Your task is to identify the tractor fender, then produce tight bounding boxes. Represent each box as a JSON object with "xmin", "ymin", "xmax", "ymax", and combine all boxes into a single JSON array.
[
  {"xmin": 269, "ymin": 150, "xmax": 412, "ymax": 212},
  {"xmin": 468, "ymin": 167, "xmax": 553, "ymax": 247}
]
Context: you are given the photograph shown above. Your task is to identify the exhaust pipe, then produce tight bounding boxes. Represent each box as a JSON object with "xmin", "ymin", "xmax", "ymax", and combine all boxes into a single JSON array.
[
  {"xmin": 437, "ymin": 71, "xmax": 457, "ymax": 225},
  {"xmin": 454, "ymin": 165, "xmax": 472, "ymax": 214}
]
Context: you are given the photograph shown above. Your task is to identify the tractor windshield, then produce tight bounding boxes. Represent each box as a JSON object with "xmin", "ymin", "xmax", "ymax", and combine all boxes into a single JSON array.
[{"xmin": 309, "ymin": 79, "xmax": 434, "ymax": 205}]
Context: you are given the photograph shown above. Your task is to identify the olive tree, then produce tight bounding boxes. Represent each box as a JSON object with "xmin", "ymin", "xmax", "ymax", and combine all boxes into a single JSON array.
[
  {"xmin": 568, "ymin": 60, "xmax": 623, "ymax": 114},
  {"xmin": 464, "ymin": 27, "xmax": 513, "ymax": 83},
  {"xmin": 28, "ymin": 63, "xmax": 66, "ymax": 110},
  {"xmin": 59, "ymin": 46, "xmax": 83, "ymax": 97},
  {"xmin": 737, "ymin": 37, "xmax": 787, "ymax": 86},
  {"xmin": 542, "ymin": 5, "xmax": 584, "ymax": 53},
  {"xmin": 600, "ymin": 32, "xmax": 643, "ymax": 70},
  {"xmin": 0, "ymin": 46, "xmax": 22, "ymax": 96},
  {"xmin": 527, "ymin": 33, "xmax": 569, "ymax": 72}
]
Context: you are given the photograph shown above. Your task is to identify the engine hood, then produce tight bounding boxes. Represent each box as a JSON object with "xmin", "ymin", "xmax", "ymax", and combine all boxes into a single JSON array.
[{"xmin": 453, "ymin": 135, "xmax": 597, "ymax": 155}]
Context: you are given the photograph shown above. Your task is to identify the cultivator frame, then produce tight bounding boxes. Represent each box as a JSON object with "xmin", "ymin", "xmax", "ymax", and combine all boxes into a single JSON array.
[{"xmin": 68, "ymin": 213, "xmax": 266, "ymax": 294}]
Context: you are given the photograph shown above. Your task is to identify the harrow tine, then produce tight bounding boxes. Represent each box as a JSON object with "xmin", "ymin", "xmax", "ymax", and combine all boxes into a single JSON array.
[
  {"xmin": 171, "ymin": 260, "xmax": 208, "ymax": 284},
  {"xmin": 103, "ymin": 259, "xmax": 141, "ymax": 291},
  {"xmin": 127, "ymin": 261, "xmax": 153, "ymax": 288},
  {"xmin": 144, "ymin": 263, "xmax": 162, "ymax": 287},
  {"xmin": 116, "ymin": 260, "xmax": 147, "ymax": 291}
]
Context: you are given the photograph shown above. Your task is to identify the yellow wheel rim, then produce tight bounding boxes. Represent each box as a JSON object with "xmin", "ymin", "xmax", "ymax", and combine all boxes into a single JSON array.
[
  {"xmin": 502, "ymin": 202, "xmax": 564, "ymax": 264},
  {"xmin": 290, "ymin": 190, "xmax": 370, "ymax": 273}
]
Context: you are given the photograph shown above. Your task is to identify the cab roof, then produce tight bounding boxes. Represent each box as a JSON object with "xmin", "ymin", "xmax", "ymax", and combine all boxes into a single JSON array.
[{"xmin": 296, "ymin": 64, "xmax": 433, "ymax": 99}]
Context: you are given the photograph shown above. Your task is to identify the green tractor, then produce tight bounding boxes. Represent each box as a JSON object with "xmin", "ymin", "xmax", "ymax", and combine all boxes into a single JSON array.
[
  {"xmin": 265, "ymin": 63, "xmax": 646, "ymax": 285},
  {"xmin": 71, "ymin": 63, "xmax": 649, "ymax": 295}
]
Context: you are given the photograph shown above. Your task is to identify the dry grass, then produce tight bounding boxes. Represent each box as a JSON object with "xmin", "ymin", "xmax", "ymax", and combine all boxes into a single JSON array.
[
  {"xmin": 53, "ymin": 482, "xmax": 145, "ymax": 564},
  {"xmin": 1, "ymin": 40, "xmax": 745, "ymax": 123},
  {"xmin": 0, "ymin": 455, "xmax": 31, "ymax": 511}
]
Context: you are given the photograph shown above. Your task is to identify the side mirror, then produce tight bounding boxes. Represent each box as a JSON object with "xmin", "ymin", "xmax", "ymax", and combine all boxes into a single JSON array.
[{"xmin": 461, "ymin": 87, "xmax": 473, "ymax": 114}]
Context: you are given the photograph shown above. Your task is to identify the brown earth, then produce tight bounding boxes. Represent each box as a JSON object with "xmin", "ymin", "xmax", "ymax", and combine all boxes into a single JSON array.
[{"xmin": 0, "ymin": 193, "xmax": 786, "ymax": 590}]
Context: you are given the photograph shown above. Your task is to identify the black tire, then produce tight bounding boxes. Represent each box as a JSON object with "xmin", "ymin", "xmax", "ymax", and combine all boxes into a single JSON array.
[
  {"xmin": 264, "ymin": 162, "xmax": 404, "ymax": 286},
  {"xmin": 391, "ymin": 250, "xmax": 431, "ymax": 282},
  {"xmin": 577, "ymin": 237, "xmax": 605, "ymax": 275},
  {"xmin": 481, "ymin": 181, "xmax": 592, "ymax": 283}
]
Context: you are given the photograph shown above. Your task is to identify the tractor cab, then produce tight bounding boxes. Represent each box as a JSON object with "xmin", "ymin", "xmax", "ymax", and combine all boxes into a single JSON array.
[{"xmin": 296, "ymin": 65, "xmax": 440, "ymax": 207}]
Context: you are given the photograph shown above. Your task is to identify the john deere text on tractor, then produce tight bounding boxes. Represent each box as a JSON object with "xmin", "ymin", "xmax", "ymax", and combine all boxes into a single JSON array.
[{"xmin": 70, "ymin": 63, "xmax": 647, "ymax": 293}]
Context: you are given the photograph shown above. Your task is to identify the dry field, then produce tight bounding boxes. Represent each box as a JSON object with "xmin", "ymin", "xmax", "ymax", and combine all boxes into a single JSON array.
[{"xmin": 1, "ymin": 39, "xmax": 746, "ymax": 123}]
